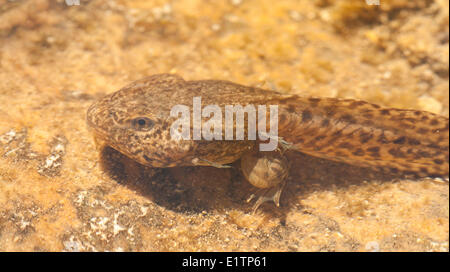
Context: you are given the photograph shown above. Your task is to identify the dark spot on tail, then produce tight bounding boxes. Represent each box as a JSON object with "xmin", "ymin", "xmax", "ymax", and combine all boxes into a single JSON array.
[
  {"xmin": 408, "ymin": 138, "xmax": 421, "ymax": 145},
  {"xmin": 352, "ymin": 148, "xmax": 365, "ymax": 156},
  {"xmin": 308, "ymin": 98, "xmax": 321, "ymax": 106},
  {"xmin": 378, "ymin": 134, "xmax": 389, "ymax": 144},
  {"xmin": 286, "ymin": 104, "xmax": 296, "ymax": 113},
  {"xmin": 389, "ymin": 167, "xmax": 399, "ymax": 174},
  {"xmin": 359, "ymin": 132, "xmax": 373, "ymax": 143},
  {"xmin": 430, "ymin": 119, "xmax": 439, "ymax": 126},
  {"xmin": 427, "ymin": 143, "xmax": 443, "ymax": 150},
  {"xmin": 333, "ymin": 130, "xmax": 343, "ymax": 136},
  {"xmin": 417, "ymin": 150, "xmax": 432, "ymax": 158},
  {"xmin": 340, "ymin": 114, "xmax": 357, "ymax": 124},
  {"xmin": 393, "ymin": 136, "xmax": 406, "ymax": 144},
  {"xmin": 367, "ymin": 146, "xmax": 381, "ymax": 157},
  {"xmin": 433, "ymin": 159, "xmax": 444, "ymax": 165},
  {"xmin": 420, "ymin": 167, "xmax": 429, "ymax": 175},
  {"xmin": 324, "ymin": 106, "xmax": 336, "ymax": 117},
  {"xmin": 302, "ymin": 110, "xmax": 313, "ymax": 122},
  {"xmin": 315, "ymin": 135, "xmax": 326, "ymax": 141},
  {"xmin": 371, "ymin": 104, "xmax": 381, "ymax": 109},
  {"xmin": 380, "ymin": 109, "xmax": 390, "ymax": 115},
  {"xmin": 321, "ymin": 119, "xmax": 330, "ymax": 127},
  {"xmin": 388, "ymin": 148, "xmax": 406, "ymax": 158},
  {"xmin": 338, "ymin": 142, "xmax": 354, "ymax": 149}
]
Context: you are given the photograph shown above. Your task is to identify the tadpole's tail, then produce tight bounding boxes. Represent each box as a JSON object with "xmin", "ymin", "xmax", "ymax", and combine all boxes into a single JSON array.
[{"xmin": 274, "ymin": 97, "xmax": 449, "ymax": 178}]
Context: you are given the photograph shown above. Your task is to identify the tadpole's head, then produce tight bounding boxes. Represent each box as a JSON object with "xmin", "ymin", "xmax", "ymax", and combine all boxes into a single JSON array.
[{"xmin": 86, "ymin": 74, "xmax": 193, "ymax": 167}]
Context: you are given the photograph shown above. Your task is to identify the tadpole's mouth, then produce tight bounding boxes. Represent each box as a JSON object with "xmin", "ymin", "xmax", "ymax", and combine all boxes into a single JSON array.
[
  {"xmin": 86, "ymin": 99, "xmax": 117, "ymax": 140},
  {"xmin": 86, "ymin": 103, "xmax": 117, "ymax": 155}
]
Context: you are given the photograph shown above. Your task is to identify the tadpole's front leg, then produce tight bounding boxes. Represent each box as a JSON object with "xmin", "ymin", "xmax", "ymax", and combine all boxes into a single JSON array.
[
  {"xmin": 240, "ymin": 148, "xmax": 290, "ymax": 213},
  {"xmin": 191, "ymin": 157, "xmax": 233, "ymax": 168}
]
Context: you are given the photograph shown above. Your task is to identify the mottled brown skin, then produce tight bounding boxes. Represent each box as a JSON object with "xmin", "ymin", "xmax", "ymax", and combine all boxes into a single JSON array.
[
  {"xmin": 87, "ymin": 74, "xmax": 449, "ymax": 207},
  {"xmin": 278, "ymin": 97, "xmax": 449, "ymax": 178}
]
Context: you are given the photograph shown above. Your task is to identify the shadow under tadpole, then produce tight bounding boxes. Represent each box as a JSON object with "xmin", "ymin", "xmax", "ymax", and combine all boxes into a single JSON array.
[
  {"xmin": 98, "ymin": 145, "xmax": 415, "ymax": 215},
  {"xmin": 99, "ymin": 146, "xmax": 244, "ymax": 213}
]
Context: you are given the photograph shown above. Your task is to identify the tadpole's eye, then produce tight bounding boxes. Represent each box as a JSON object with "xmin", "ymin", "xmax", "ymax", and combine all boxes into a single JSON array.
[{"xmin": 131, "ymin": 117, "xmax": 154, "ymax": 131}]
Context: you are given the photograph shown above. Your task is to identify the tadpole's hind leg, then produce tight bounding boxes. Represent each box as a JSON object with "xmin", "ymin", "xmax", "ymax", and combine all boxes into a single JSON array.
[
  {"xmin": 240, "ymin": 148, "xmax": 290, "ymax": 213},
  {"xmin": 246, "ymin": 179, "xmax": 287, "ymax": 213}
]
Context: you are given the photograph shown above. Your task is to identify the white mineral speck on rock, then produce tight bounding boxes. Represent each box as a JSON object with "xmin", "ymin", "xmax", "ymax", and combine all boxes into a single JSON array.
[{"xmin": 365, "ymin": 241, "xmax": 380, "ymax": 252}]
